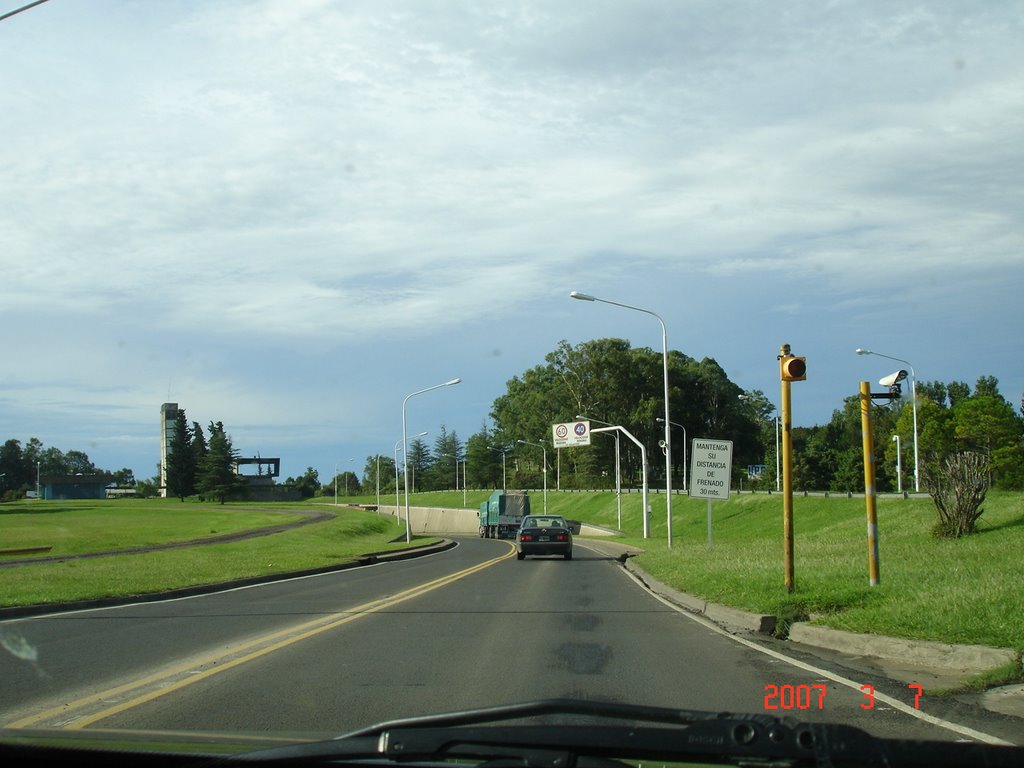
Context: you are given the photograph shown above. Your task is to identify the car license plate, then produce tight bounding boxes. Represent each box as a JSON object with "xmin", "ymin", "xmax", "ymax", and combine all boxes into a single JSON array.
[{"xmin": 539, "ymin": 536, "xmax": 550, "ymax": 542}]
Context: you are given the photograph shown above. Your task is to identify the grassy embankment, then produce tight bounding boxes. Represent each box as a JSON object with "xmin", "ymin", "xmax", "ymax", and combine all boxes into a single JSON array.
[
  {"xmin": 0, "ymin": 499, "xmax": 438, "ymax": 608},
  {"xmin": 354, "ymin": 487, "xmax": 1023, "ymax": 658},
  {"xmin": 4, "ymin": 490, "xmax": 1021, "ymax": 671}
]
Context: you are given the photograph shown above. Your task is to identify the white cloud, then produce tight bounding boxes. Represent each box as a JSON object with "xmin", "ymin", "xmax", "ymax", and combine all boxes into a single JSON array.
[{"xmin": 1, "ymin": 1, "xmax": 1021, "ymax": 477}]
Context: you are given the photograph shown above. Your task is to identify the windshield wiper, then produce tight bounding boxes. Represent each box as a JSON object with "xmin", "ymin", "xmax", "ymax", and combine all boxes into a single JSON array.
[{"xmin": 228, "ymin": 698, "xmax": 1023, "ymax": 768}]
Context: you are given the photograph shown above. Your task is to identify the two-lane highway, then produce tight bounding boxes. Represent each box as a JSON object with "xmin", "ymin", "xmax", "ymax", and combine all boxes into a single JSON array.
[{"xmin": 1, "ymin": 537, "xmax": 1016, "ymax": 744}]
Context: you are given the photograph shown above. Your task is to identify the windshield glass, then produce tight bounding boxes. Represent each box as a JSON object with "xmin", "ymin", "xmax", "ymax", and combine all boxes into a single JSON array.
[{"xmin": 1, "ymin": 0, "xmax": 1021, "ymax": 760}]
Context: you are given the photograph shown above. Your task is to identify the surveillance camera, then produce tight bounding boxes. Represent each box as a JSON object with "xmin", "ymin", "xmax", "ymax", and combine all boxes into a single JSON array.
[
  {"xmin": 658, "ymin": 439, "xmax": 667, "ymax": 448},
  {"xmin": 878, "ymin": 370, "xmax": 908, "ymax": 388}
]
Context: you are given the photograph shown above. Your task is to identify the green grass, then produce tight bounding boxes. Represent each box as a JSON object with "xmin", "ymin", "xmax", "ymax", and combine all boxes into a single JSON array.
[
  {"xmin": 0, "ymin": 500, "xmax": 438, "ymax": 608},
  {"xmin": 0, "ymin": 499, "xmax": 308, "ymax": 557},
  {"xmin": 5, "ymin": 491, "xmax": 1022, "ymax": 655}
]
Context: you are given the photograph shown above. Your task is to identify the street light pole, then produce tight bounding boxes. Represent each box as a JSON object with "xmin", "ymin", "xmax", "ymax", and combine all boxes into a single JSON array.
[
  {"xmin": 592, "ymin": 425, "xmax": 650, "ymax": 538},
  {"xmin": 517, "ymin": 439, "xmax": 547, "ymax": 513},
  {"xmin": 571, "ymin": 291, "xmax": 673, "ymax": 546},
  {"xmin": 856, "ymin": 349, "xmax": 919, "ymax": 492},
  {"xmin": 403, "ymin": 379, "xmax": 461, "ymax": 543},
  {"xmin": 394, "ymin": 431, "xmax": 428, "ymax": 525}
]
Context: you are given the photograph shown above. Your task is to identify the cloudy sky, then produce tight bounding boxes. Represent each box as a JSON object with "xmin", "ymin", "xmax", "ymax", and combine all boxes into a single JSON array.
[{"xmin": 2, "ymin": 0, "xmax": 1022, "ymax": 483}]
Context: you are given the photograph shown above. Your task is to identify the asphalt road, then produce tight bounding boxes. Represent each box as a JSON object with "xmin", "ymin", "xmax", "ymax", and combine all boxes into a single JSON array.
[{"xmin": 1, "ymin": 537, "xmax": 1017, "ymax": 745}]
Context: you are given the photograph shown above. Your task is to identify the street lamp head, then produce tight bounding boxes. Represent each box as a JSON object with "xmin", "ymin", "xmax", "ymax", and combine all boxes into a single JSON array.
[
  {"xmin": 445, "ymin": 378, "xmax": 462, "ymax": 386},
  {"xmin": 569, "ymin": 291, "xmax": 596, "ymax": 302},
  {"xmin": 855, "ymin": 348, "xmax": 872, "ymax": 356}
]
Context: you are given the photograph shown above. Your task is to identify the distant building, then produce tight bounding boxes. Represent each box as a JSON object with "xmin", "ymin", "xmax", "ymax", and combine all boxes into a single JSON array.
[
  {"xmin": 40, "ymin": 474, "xmax": 112, "ymax": 501},
  {"xmin": 160, "ymin": 402, "xmax": 179, "ymax": 497}
]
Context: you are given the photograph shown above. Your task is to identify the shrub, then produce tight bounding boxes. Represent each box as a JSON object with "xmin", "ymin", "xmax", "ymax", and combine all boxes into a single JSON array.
[{"xmin": 923, "ymin": 452, "xmax": 990, "ymax": 538}]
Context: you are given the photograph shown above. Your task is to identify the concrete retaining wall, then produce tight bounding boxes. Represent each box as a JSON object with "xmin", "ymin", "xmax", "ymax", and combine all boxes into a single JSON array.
[{"xmin": 376, "ymin": 506, "xmax": 619, "ymax": 537}]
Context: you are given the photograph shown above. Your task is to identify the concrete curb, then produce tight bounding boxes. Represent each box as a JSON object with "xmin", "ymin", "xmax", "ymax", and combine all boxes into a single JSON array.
[
  {"xmin": 580, "ymin": 538, "xmax": 1019, "ymax": 685},
  {"xmin": 788, "ymin": 623, "xmax": 1018, "ymax": 678}
]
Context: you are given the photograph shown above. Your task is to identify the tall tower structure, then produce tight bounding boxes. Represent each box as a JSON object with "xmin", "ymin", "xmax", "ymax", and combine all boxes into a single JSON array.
[{"xmin": 160, "ymin": 403, "xmax": 179, "ymax": 497}]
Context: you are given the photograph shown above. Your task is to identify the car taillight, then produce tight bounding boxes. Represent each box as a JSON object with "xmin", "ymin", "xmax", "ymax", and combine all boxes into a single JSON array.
[
  {"xmin": 556, "ymin": 534, "xmax": 568, "ymax": 541},
  {"xmin": 519, "ymin": 534, "xmax": 533, "ymax": 541}
]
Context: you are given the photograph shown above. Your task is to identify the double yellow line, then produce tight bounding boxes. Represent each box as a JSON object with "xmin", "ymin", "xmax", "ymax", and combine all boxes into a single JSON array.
[{"xmin": 8, "ymin": 543, "xmax": 515, "ymax": 730}]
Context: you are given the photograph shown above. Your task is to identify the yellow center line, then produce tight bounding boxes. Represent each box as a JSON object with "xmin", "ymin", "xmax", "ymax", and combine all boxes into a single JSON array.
[{"xmin": 7, "ymin": 543, "xmax": 515, "ymax": 730}]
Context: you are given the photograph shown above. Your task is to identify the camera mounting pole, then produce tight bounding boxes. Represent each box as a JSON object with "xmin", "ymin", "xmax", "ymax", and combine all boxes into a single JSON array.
[{"xmin": 859, "ymin": 382, "xmax": 882, "ymax": 586}]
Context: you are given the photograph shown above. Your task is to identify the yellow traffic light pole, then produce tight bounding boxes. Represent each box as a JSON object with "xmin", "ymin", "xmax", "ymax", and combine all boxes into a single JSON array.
[
  {"xmin": 860, "ymin": 381, "xmax": 881, "ymax": 586},
  {"xmin": 778, "ymin": 344, "xmax": 805, "ymax": 594},
  {"xmin": 781, "ymin": 370, "xmax": 795, "ymax": 593}
]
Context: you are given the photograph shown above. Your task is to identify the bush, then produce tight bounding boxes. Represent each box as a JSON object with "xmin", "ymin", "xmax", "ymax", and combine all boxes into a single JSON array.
[{"xmin": 923, "ymin": 452, "xmax": 990, "ymax": 538}]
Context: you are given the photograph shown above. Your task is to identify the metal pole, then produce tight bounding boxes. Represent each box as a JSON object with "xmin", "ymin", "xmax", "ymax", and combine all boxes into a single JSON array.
[
  {"xmin": 593, "ymin": 425, "xmax": 649, "ymax": 538},
  {"xmin": 781, "ymin": 361, "xmax": 795, "ymax": 593},
  {"xmin": 856, "ymin": 349, "xmax": 919, "ymax": 492},
  {"xmin": 570, "ymin": 292, "xmax": 671, "ymax": 543},
  {"xmin": 775, "ymin": 414, "xmax": 781, "ymax": 492},
  {"xmin": 861, "ymin": 382, "xmax": 881, "ymax": 585},
  {"xmin": 403, "ymin": 380, "xmax": 460, "ymax": 543},
  {"xmin": 893, "ymin": 435, "xmax": 902, "ymax": 494}
]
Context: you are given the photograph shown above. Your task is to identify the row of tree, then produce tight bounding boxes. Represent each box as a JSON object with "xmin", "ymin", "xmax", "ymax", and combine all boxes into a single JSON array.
[
  {"xmin": 0, "ymin": 438, "xmax": 135, "ymax": 500},
  {"xmin": 347, "ymin": 338, "xmax": 1023, "ymax": 496},
  {"xmin": 4, "ymin": 339, "xmax": 1021, "ymax": 504},
  {"xmin": 164, "ymin": 410, "xmax": 245, "ymax": 503}
]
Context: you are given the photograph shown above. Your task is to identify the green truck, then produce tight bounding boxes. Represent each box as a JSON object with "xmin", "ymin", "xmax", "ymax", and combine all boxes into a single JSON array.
[{"xmin": 478, "ymin": 490, "xmax": 531, "ymax": 538}]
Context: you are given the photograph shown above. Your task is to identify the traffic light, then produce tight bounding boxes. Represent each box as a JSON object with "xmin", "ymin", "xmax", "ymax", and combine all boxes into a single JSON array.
[{"xmin": 780, "ymin": 355, "xmax": 807, "ymax": 382}]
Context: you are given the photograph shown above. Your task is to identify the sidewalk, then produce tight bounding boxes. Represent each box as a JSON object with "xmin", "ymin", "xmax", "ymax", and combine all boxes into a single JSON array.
[{"xmin": 578, "ymin": 537, "xmax": 1024, "ymax": 719}]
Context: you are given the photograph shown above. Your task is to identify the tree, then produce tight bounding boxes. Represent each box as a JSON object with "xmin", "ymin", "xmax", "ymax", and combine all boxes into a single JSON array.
[
  {"xmin": 288, "ymin": 467, "xmax": 321, "ymax": 499},
  {"xmin": 952, "ymin": 394, "xmax": 1024, "ymax": 488},
  {"xmin": 491, "ymin": 338, "xmax": 758, "ymax": 489},
  {"xmin": 465, "ymin": 426, "xmax": 503, "ymax": 488},
  {"xmin": 0, "ymin": 439, "xmax": 29, "ymax": 494},
  {"xmin": 190, "ymin": 421, "xmax": 208, "ymax": 480},
  {"xmin": 110, "ymin": 468, "xmax": 136, "ymax": 487},
  {"xmin": 947, "ymin": 381, "xmax": 970, "ymax": 408},
  {"xmin": 165, "ymin": 408, "xmax": 196, "ymax": 500},
  {"xmin": 64, "ymin": 450, "xmax": 97, "ymax": 475},
  {"xmin": 363, "ymin": 454, "xmax": 395, "ymax": 494},
  {"xmin": 427, "ymin": 426, "xmax": 462, "ymax": 491},
  {"xmin": 196, "ymin": 421, "xmax": 243, "ymax": 503},
  {"xmin": 406, "ymin": 438, "xmax": 431, "ymax": 492}
]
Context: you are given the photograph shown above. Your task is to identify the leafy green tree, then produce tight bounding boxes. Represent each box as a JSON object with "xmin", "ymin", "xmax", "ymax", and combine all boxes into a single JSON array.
[
  {"xmin": 947, "ymin": 381, "xmax": 970, "ymax": 407},
  {"xmin": 110, "ymin": 468, "xmax": 136, "ymax": 487},
  {"xmin": 491, "ymin": 339, "xmax": 759, "ymax": 489},
  {"xmin": 364, "ymin": 454, "xmax": 396, "ymax": 494},
  {"xmin": 952, "ymin": 394, "xmax": 1024, "ymax": 488},
  {"xmin": 917, "ymin": 380, "xmax": 948, "ymax": 407},
  {"xmin": 288, "ymin": 467, "xmax": 321, "ymax": 499},
  {"xmin": 0, "ymin": 439, "xmax": 28, "ymax": 494},
  {"xmin": 64, "ymin": 450, "xmax": 97, "ymax": 475}
]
